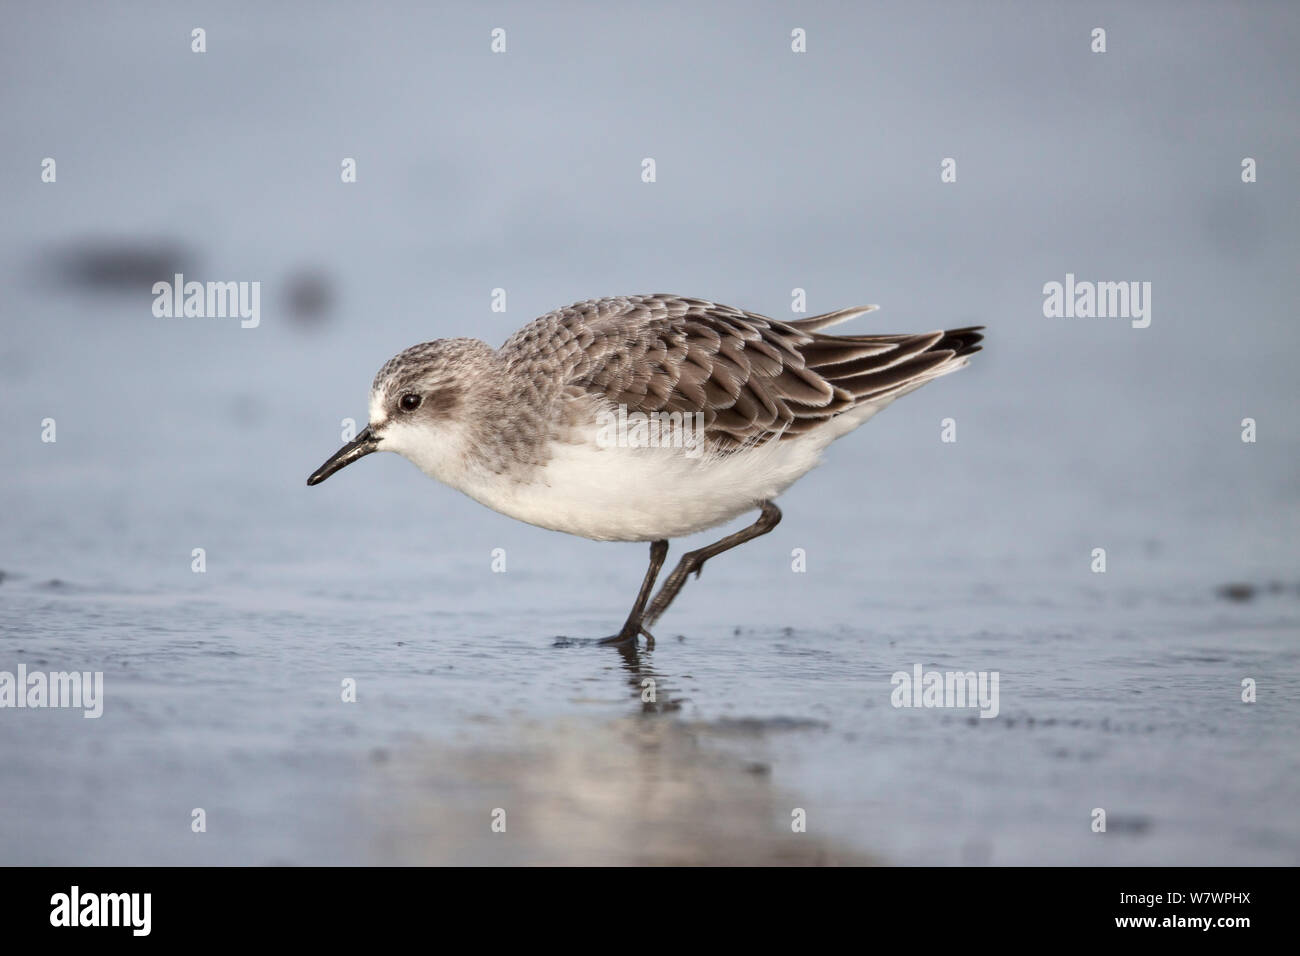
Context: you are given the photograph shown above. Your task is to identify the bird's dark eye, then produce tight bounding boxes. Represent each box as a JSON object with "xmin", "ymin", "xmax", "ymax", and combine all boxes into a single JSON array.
[{"xmin": 399, "ymin": 393, "xmax": 422, "ymax": 412}]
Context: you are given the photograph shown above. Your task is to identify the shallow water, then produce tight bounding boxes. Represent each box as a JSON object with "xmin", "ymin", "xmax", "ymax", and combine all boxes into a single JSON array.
[
  {"xmin": 2, "ymin": 413, "xmax": 1297, "ymax": 865},
  {"xmin": 2, "ymin": 2, "xmax": 1299, "ymax": 865}
]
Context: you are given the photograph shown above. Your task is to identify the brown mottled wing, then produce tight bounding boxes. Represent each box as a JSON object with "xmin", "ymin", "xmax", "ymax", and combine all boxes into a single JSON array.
[{"xmin": 500, "ymin": 294, "xmax": 982, "ymax": 448}]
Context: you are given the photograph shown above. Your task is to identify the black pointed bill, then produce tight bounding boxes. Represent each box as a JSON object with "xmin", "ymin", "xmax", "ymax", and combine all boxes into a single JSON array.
[{"xmin": 307, "ymin": 426, "xmax": 379, "ymax": 486}]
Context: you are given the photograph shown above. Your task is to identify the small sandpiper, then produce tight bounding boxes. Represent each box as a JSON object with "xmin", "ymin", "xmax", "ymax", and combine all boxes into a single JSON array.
[{"xmin": 308, "ymin": 294, "xmax": 983, "ymax": 645}]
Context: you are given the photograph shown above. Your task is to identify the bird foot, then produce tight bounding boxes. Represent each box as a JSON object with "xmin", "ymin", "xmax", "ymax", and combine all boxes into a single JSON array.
[
  {"xmin": 596, "ymin": 631, "xmax": 634, "ymax": 646},
  {"xmin": 597, "ymin": 623, "xmax": 655, "ymax": 648},
  {"xmin": 553, "ymin": 624, "xmax": 654, "ymax": 649}
]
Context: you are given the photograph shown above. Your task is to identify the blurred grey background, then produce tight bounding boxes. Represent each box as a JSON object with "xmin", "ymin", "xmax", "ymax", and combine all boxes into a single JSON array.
[{"xmin": 1, "ymin": 1, "xmax": 1297, "ymax": 865}]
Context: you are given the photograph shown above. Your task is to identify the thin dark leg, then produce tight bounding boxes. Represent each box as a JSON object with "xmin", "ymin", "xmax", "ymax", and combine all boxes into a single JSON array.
[
  {"xmin": 642, "ymin": 502, "xmax": 782, "ymax": 628},
  {"xmin": 599, "ymin": 539, "xmax": 669, "ymax": 645}
]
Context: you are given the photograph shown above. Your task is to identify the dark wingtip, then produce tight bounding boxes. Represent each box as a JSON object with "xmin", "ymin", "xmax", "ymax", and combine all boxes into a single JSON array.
[{"xmin": 936, "ymin": 326, "xmax": 984, "ymax": 357}]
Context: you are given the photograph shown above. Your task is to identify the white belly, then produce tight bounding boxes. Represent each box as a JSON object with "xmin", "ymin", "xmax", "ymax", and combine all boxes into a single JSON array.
[
  {"xmin": 394, "ymin": 394, "xmax": 901, "ymax": 542},
  {"xmin": 459, "ymin": 435, "xmax": 829, "ymax": 542}
]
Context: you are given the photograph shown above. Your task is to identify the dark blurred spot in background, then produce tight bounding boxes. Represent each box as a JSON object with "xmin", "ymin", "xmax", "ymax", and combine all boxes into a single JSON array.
[
  {"xmin": 43, "ymin": 237, "xmax": 196, "ymax": 295},
  {"xmin": 282, "ymin": 268, "xmax": 335, "ymax": 328},
  {"xmin": 1216, "ymin": 581, "xmax": 1300, "ymax": 602}
]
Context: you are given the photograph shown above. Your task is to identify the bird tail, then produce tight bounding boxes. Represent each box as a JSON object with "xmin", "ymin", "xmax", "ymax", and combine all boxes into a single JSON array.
[{"xmin": 800, "ymin": 324, "xmax": 984, "ymax": 405}]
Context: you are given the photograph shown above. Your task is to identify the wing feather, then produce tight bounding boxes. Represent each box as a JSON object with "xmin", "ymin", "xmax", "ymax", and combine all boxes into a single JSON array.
[{"xmin": 498, "ymin": 295, "xmax": 982, "ymax": 451}]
